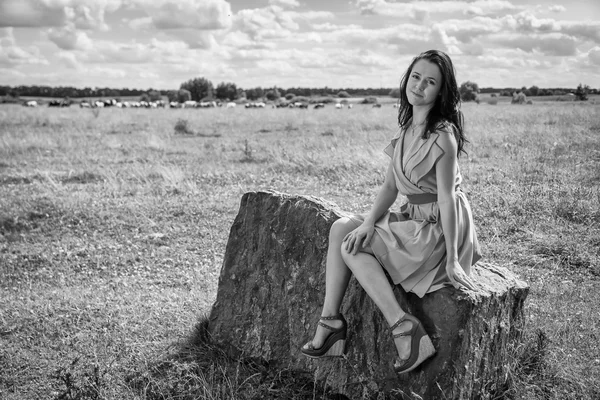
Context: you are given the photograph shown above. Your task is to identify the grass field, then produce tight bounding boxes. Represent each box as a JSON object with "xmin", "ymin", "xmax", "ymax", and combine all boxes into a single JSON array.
[{"xmin": 1, "ymin": 102, "xmax": 599, "ymax": 399}]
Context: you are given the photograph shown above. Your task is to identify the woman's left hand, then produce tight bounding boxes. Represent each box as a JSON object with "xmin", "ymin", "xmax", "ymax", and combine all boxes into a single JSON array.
[{"xmin": 446, "ymin": 260, "xmax": 476, "ymax": 291}]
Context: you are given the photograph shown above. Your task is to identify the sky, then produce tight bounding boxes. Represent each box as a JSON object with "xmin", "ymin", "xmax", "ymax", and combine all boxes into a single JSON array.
[{"xmin": 0, "ymin": 0, "xmax": 599, "ymax": 91}]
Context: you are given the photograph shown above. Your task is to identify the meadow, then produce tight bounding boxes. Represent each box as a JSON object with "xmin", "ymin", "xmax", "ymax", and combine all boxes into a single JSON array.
[{"xmin": 0, "ymin": 101, "xmax": 599, "ymax": 399}]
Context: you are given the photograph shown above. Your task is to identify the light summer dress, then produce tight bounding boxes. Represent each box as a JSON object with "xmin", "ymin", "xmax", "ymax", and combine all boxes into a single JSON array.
[{"xmin": 350, "ymin": 123, "xmax": 482, "ymax": 298}]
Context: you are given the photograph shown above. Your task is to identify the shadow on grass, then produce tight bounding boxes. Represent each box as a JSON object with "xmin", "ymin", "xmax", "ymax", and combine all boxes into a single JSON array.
[{"xmin": 125, "ymin": 316, "xmax": 349, "ymax": 400}]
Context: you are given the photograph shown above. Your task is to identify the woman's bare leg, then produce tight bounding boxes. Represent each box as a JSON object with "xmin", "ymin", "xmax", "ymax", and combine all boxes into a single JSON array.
[
  {"xmin": 341, "ymin": 248, "xmax": 412, "ymax": 360},
  {"xmin": 303, "ymin": 217, "xmax": 355, "ymax": 349}
]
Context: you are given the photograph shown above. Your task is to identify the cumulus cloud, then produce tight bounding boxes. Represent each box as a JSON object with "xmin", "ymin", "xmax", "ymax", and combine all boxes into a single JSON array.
[
  {"xmin": 48, "ymin": 25, "xmax": 93, "ymax": 51},
  {"xmin": 0, "ymin": 0, "xmax": 68, "ymax": 28},
  {"xmin": 355, "ymin": 0, "xmax": 518, "ymax": 19},
  {"xmin": 589, "ymin": 47, "xmax": 600, "ymax": 66},
  {"xmin": 0, "ymin": 27, "xmax": 48, "ymax": 66},
  {"xmin": 268, "ymin": 0, "xmax": 300, "ymax": 7},
  {"xmin": 57, "ymin": 51, "xmax": 82, "ymax": 69},
  {"xmin": 549, "ymin": 5, "xmax": 566, "ymax": 13},
  {"xmin": 143, "ymin": 0, "xmax": 232, "ymax": 30},
  {"xmin": 491, "ymin": 33, "xmax": 577, "ymax": 56},
  {"xmin": 234, "ymin": 6, "xmax": 301, "ymax": 40}
]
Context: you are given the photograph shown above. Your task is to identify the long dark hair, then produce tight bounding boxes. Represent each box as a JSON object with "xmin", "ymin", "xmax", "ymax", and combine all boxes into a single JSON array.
[{"xmin": 397, "ymin": 49, "xmax": 468, "ymax": 157}]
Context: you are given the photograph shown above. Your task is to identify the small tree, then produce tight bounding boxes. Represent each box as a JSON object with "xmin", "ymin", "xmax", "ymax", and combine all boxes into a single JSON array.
[
  {"xmin": 459, "ymin": 81, "xmax": 479, "ymax": 102},
  {"xmin": 337, "ymin": 90, "xmax": 350, "ymax": 98},
  {"xmin": 180, "ymin": 77, "xmax": 213, "ymax": 101},
  {"xmin": 575, "ymin": 83, "xmax": 589, "ymax": 101},
  {"xmin": 177, "ymin": 89, "xmax": 192, "ymax": 103},
  {"xmin": 148, "ymin": 90, "xmax": 162, "ymax": 102},
  {"xmin": 140, "ymin": 93, "xmax": 150, "ymax": 102},
  {"xmin": 528, "ymin": 85, "xmax": 539, "ymax": 96},
  {"xmin": 166, "ymin": 90, "xmax": 178, "ymax": 103},
  {"xmin": 215, "ymin": 82, "xmax": 238, "ymax": 101},
  {"xmin": 285, "ymin": 93, "xmax": 295, "ymax": 101},
  {"xmin": 265, "ymin": 88, "xmax": 281, "ymax": 101}
]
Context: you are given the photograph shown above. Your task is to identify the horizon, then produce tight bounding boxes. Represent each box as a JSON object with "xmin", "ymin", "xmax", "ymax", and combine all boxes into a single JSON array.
[{"xmin": 1, "ymin": 0, "xmax": 599, "ymax": 90}]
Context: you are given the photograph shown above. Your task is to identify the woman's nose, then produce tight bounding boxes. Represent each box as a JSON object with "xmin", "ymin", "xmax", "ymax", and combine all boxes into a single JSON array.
[{"xmin": 418, "ymin": 80, "xmax": 427, "ymax": 90}]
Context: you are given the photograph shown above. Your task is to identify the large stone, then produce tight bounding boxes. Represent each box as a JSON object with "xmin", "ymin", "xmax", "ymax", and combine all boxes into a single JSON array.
[{"xmin": 208, "ymin": 191, "xmax": 529, "ymax": 399}]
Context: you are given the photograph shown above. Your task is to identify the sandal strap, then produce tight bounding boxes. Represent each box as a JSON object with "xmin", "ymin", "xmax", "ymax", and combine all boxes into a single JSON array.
[
  {"xmin": 320, "ymin": 314, "xmax": 342, "ymax": 321},
  {"xmin": 318, "ymin": 321, "xmax": 337, "ymax": 331},
  {"xmin": 390, "ymin": 313, "xmax": 417, "ymax": 336}
]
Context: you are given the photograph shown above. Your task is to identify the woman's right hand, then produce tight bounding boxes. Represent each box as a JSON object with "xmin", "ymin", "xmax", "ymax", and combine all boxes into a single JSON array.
[{"xmin": 343, "ymin": 222, "xmax": 375, "ymax": 255}]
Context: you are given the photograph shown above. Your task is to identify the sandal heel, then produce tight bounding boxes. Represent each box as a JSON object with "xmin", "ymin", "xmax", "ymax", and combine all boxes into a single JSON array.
[
  {"xmin": 324, "ymin": 339, "xmax": 346, "ymax": 357},
  {"xmin": 301, "ymin": 314, "xmax": 347, "ymax": 359},
  {"xmin": 391, "ymin": 313, "xmax": 436, "ymax": 374}
]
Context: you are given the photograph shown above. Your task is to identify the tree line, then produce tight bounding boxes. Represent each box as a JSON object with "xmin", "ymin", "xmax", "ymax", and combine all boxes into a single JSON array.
[{"xmin": 1, "ymin": 78, "xmax": 596, "ymax": 102}]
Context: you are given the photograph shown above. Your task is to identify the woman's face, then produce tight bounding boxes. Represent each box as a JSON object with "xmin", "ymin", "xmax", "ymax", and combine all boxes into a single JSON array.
[{"xmin": 406, "ymin": 59, "xmax": 442, "ymax": 108}]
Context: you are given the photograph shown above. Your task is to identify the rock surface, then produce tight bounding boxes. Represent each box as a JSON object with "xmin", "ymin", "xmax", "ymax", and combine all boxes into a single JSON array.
[{"xmin": 208, "ymin": 190, "xmax": 530, "ymax": 399}]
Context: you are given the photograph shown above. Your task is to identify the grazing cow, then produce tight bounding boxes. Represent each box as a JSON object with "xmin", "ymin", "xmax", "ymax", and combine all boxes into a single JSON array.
[
  {"xmin": 23, "ymin": 100, "xmax": 37, "ymax": 107},
  {"xmin": 372, "ymin": 103, "xmax": 382, "ymax": 108},
  {"xmin": 93, "ymin": 101, "xmax": 105, "ymax": 108},
  {"xmin": 348, "ymin": 104, "xmax": 353, "ymax": 109},
  {"xmin": 183, "ymin": 100, "xmax": 197, "ymax": 108},
  {"xmin": 313, "ymin": 103, "xmax": 325, "ymax": 109},
  {"xmin": 80, "ymin": 101, "xmax": 91, "ymax": 108},
  {"xmin": 335, "ymin": 103, "xmax": 342, "ymax": 109},
  {"xmin": 226, "ymin": 102, "xmax": 236, "ymax": 108}
]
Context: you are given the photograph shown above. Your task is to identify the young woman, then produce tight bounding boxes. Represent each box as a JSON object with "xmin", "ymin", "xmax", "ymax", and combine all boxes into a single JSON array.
[{"xmin": 300, "ymin": 50, "xmax": 481, "ymax": 374}]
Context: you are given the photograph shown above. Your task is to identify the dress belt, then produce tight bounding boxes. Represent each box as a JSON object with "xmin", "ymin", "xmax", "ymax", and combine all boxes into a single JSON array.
[
  {"xmin": 406, "ymin": 193, "xmax": 438, "ymax": 204},
  {"xmin": 406, "ymin": 187, "xmax": 461, "ymax": 205}
]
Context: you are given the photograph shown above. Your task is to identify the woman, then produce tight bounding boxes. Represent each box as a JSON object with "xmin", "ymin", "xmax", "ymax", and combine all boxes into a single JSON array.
[{"xmin": 300, "ymin": 50, "xmax": 481, "ymax": 374}]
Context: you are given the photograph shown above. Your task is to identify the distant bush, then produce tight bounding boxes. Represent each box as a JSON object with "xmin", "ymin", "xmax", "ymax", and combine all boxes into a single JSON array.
[
  {"xmin": 389, "ymin": 88, "xmax": 401, "ymax": 98},
  {"xmin": 361, "ymin": 96, "xmax": 378, "ymax": 104},
  {"xmin": 487, "ymin": 98, "xmax": 498, "ymax": 105},
  {"xmin": 284, "ymin": 93, "xmax": 295, "ymax": 100},
  {"xmin": 174, "ymin": 119, "xmax": 193, "ymax": 135},
  {"xmin": 311, "ymin": 96, "xmax": 336, "ymax": 104},
  {"xmin": 292, "ymin": 96, "xmax": 309, "ymax": 103},
  {"xmin": 512, "ymin": 92, "xmax": 527, "ymax": 105},
  {"xmin": 460, "ymin": 81, "xmax": 479, "ymax": 102},
  {"xmin": 575, "ymin": 83, "xmax": 589, "ymax": 101},
  {"xmin": 337, "ymin": 91, "xmax": 350, "ymax": 98}
]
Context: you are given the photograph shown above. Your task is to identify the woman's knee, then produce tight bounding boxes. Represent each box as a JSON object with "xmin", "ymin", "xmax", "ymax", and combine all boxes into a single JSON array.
[{"xmin": 329, "ymin": 217, "xmax": 355, "ymax": 242}]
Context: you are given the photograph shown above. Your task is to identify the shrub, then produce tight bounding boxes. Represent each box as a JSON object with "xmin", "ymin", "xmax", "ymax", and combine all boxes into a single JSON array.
[
  {"xmin": 389, "ymin": 88, "xmax": 401, "ymax": 98},
  {"xmin": 337, "ymin": 91, "xmax": 350, "ymax": 98},
  {"xmin": 511, "ymin": 92, "xmax": 527, "ymax": 104},
  {"xmin": 284, "ymin": 93, "xmax": 295, "ymax": 100},
  {"xmin": 460, "ymin": 81, "xmax": 479, "ymax": 102},
  {"xmin": 575, "ymin": 83, "xmax": 589, "ymax": 101},
  {"xmin": 361, "ymin": 96, "xmax": 378, "ymax": 104},
  {"xmin": 174, "ymin": 119, "xmax": 193, "ymax": 135}
]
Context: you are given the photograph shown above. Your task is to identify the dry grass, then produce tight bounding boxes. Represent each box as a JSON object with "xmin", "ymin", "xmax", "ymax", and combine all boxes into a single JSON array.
[{"xmin": 0, "ymin": 102, "xmax": 599, "ymax": 399}]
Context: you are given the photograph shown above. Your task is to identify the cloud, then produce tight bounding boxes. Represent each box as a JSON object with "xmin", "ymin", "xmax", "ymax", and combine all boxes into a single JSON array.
[
  {"xmin": 355, "ymin": 0, "xmax": 518, "ymax": 19},
  {"xmin": 57, "ymin": 51, "xmax": 82, "ymax": 69},
  {"xmin": 548, "ymin": 5, "xmax": 566, "ymax": 13},
  {"xmin": 234, "ymin": 6, "xmax": 300, "ymax": 40},
  {"xmin": 589, "ymin": 47, "xmax": 600, "ymax": 66},
  {"xmin": 0, "ymin": 27, "xmax": 48, "ymax": 66},
  {"xmin": 491, "ymin": 32, "xmax": 577, "ymax": 56},
  {"xmin": 48, "ymin": 25, "xmax": 93, "ymax": 50},
  {"xmin": 559, "ymin": 21, "xmax": 600, "ymax": 43},
  {"xmin": 268, "ymin": 0, "xmax": 300, "ymax": 7},
  {"xmin": 143, "ymin": 0, "xmax": 232, "ymax": 31},
  {"xmin": 0, "ymin": 0, "xmax": 68, "ymax": 28}
]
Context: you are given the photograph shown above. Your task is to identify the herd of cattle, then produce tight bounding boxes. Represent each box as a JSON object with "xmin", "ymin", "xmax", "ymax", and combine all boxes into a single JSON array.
[{"xmin": 22, "ymin": 99, "xmax": 388, "ymax": 109}]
